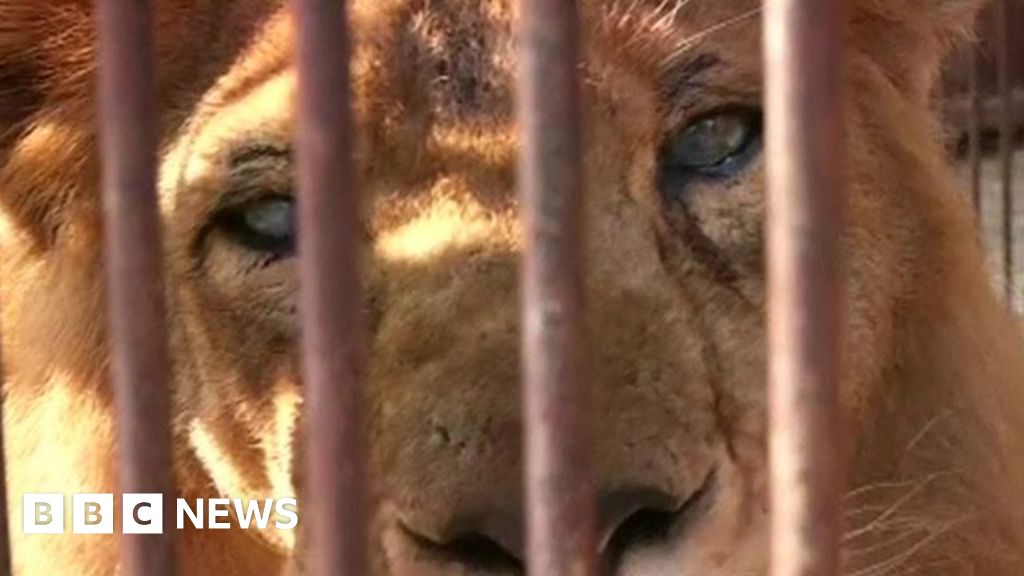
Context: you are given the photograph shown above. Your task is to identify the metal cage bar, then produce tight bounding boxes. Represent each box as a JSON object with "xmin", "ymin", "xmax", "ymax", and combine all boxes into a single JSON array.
[
  {"xmin": 517, "ymin": 0, "xmax": 597, "ymax": 575},
  {"xmin": 0, "ymin": 356, "xmax": 10, "ymax": 576},
  {"xmin": 995, "ymin": 0, "xmax": 1016, "ymax": 304},
  {"xmin": 293, "ymin": 0, "xmax": 368, "ymax": 575},
  {"xmin": 968, "ymin": 43, "xmax": 982, "ymax": 210},
  {"xmin": 764, "ymin": 0, "xmax": 847, "ymax": 575},
  {"xmin": 94, "ymin": 0, "xmax": 177, "ymax": 575}
]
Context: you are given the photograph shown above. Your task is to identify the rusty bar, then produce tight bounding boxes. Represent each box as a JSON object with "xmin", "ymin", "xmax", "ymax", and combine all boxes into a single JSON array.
[
  {"xmin": 517, "ymin": 0, "xmax": 596, "ymax": 575},
  {"xmin": 968, "ymin": 43, "xmax": 982, "ymax": 212},
  {"xmin": 764, "ymin": 0, "xmax": 846, "ymax": 575},
  {"xmin": 293, "ymin": 0, "xmax": 368, "ymax": 575},
  {"xmin": 995, "ymin": 0, "xmax": 1015, "ymax": 304},
  {"xmin": 94, "ymin": 0, "xmax": 177, "ymax": 575},
  {"xmin": 945, "ymin": 90, "xmax": 1024, "ymax": 130},
  {"xmin": 0, "ymin": 357, "xmax": 10, "ymax": 576}
]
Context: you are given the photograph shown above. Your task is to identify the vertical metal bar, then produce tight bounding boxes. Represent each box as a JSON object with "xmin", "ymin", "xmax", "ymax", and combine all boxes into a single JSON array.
[
  {"xmin": 517, "ymin": 1, "xmax": 596, "ymax": 576},
  {"xmin": 764, "ymin": 0, "xmax": 846, "ymax": 575},
  {"xmin": 0, "ymin": 360, "xmax": 11, "ymax": 576},
  {"xmin": 94, "ymin": 1, "xmax": 177, "ymax": 575},
  {"xmin": 968, "ymin": 43, "xmax": 982, "ymax": 212},
  {"xmin": 293, "ymin": 1, "xmax": 368, "ymax": 575},
  {"xmin": 995, "ymin": 0, "xmax": 1015, "ymax": 305}
]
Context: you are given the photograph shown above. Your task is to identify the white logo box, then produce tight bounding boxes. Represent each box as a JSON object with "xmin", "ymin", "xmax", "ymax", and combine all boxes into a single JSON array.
[
  {"xmin": 21, "ymin": 494, "xmax": 299, "ymax": 534},
  {"xmin": 23, "ymin": 493, "xmax": 163, "ymax": 535}
]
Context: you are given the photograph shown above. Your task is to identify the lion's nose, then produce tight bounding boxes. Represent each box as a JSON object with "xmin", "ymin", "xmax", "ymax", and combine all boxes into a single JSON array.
[
  {"xmin": 434, "ymin": 487, "xmax": 683, "ymax": 571},
  {"xmin": 596, "ymin": 487, "xmax": 680, "ymax": 554}
]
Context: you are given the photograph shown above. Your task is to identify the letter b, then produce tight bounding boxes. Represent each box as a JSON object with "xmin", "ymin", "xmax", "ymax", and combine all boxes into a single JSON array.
[
  {"xmin": 73, "ymin": 494, "xmax": 113, "ymax": 534},
  {"xmin": 23, "ymin": 494, "xmax": 64, "ymax": 534}
]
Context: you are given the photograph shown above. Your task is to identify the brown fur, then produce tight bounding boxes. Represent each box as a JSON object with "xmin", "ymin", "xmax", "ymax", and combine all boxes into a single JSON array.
[{"xmin": 1, "ymin": 0, "xmax": 1022, "ymax": 574}]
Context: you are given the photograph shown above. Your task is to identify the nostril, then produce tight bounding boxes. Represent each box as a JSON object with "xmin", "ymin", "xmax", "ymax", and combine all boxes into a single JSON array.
[
  {"xmin": 598, "ymin": 488, "xmax": 680, "ymax": 560},
  {"xmin": 401, "ymin": 515, "xmax": 524, "ymax": 573},
  {"xmin": 603, "ymin": 505, "xmax": 679, "ymax": 567},
  {"xmin": 431, "ymin": 530, "xmax": 522, "ymax": 572},
  {"xmin": 400, "ymin": 472, "xmax": 715, "ymax": 573},
  {"xmin": 601, "ymin": 471, "xmax": 717, "ymax": 569}
]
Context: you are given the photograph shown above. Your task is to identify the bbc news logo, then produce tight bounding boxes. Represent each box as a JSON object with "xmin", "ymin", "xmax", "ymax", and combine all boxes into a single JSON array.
[{"xmin": 23, "ymin": 494, "xmax": 299, "ymax": 534}]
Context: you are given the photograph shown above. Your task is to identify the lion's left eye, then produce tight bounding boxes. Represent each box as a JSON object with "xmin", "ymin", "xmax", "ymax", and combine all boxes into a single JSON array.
[
  {"xmin": 214, "ymin": 196, "xmax": 296, "ymax": 257},
  {"xmin": 658, "ymin": 109, "xmax": 762, "ymax": 184}
]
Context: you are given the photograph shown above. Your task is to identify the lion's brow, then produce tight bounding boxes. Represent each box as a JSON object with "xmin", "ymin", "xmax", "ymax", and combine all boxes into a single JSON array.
[
  {"xmin": 657, "ymin": 52, "xmax": 719, "ymax": 103},
  {"xmin": 229, "ymin": 144, "xmax": 292, "ymax": 168}
]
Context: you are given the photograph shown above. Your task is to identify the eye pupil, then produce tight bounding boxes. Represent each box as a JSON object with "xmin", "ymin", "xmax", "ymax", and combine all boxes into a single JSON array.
[
  {"xmin": 660, "ymin": 109, "xmax": 762, "ymax": 179},
  {"xmin": 244, "ymin": 198, "xmax": 294, "ymax": 241},
  {"xmin": 670, "ymin": 114, "xmax": 752, "ymax": 169},
  {"xmin": 216, "ymin": 196, "xmax": 296, "ymax": 256}
]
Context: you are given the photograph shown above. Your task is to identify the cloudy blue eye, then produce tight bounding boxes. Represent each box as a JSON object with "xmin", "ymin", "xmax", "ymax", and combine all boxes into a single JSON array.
[
  {"xmin": 658, "ymin": 108, "xmax": 762, "ymax": 194},
  {"xmin": 215, "ymin": 196, "xmax": 296, "ymax": 257}
]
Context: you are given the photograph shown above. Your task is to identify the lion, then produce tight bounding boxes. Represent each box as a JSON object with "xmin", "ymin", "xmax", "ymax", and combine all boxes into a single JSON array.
[{"xmin": 1, "ymin": 0, "xmax": 1023, "ymax": 574}]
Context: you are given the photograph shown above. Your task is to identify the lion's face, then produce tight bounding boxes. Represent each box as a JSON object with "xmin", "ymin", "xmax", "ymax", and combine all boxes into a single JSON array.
[
  {"xmin": 3, "ymin": 0, "xmax": 1008, "ymax": 574},
  {"xmin": 153, "ymin": 1, "xmax": 994, "ymax": 573},
  {"xmin": 162, "ymin": 6, "xmax": 761, "ymax": 573}
]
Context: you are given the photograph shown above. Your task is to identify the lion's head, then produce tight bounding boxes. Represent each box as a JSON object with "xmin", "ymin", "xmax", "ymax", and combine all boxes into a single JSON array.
[{"xmin": 2, "ymin": 0, "xmax": 1023, "ymax": 574}]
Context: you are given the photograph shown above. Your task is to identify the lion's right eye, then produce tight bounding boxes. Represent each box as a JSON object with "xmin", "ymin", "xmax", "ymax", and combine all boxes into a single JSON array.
[
  {"xmin": 657, "ymin": 107, "xmax": 762, "ymax": 202},
  {"xmin": 213, "ymin": 196, "xmax": 296, "ymax": 258}
]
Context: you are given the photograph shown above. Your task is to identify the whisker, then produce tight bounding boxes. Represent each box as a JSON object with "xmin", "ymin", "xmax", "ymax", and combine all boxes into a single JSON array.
[
  {"xmin": 637, "ymin": 0, "xmax": 681, "ymax": 33},
  {"xmin": 845, "ymin": 517, "xmax": 969, "ymax": 576},
  {"xmin": 659, "ymin": 7, "xmax": 762, "ymax": 69},
  {"xmin": 843, "ymin": 470, "xmax": 961, "ymax": 502},
  {"xmin": 650, "ymin": 0, "xmax": 691, "ymax": 33},
  {"xmin": 844, "ymin": 473, "xmax": 950, "ymax": 543},
  {"xmin": 898, "ymin": 410, "xmax": 954, "ymax": 469},
  {"xmin": 845, "ymin": 523, "xmax": 934, "ymax": 558}
]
